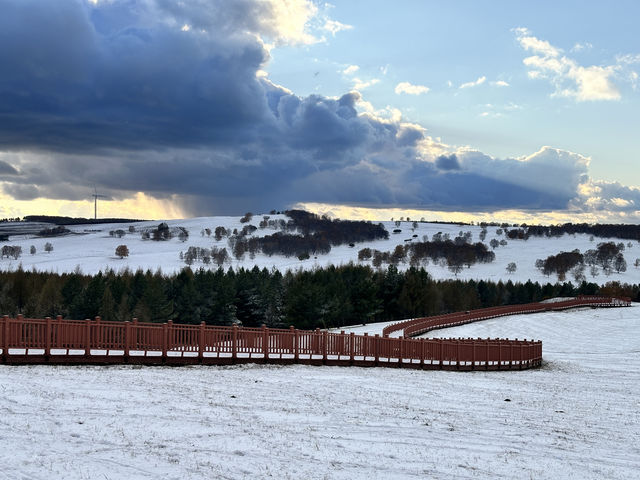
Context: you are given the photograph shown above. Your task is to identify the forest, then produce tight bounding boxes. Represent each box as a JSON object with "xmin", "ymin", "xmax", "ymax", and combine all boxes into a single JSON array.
[{"xmin": 1, "ymin": 265, "xmax": 637, "ymax": 331}]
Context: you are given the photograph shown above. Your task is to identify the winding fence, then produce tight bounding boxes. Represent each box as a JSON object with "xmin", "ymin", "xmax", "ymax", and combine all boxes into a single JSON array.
[{"xmin": 0, "ymin": 295, "xmax": 630, "ymax": 371}]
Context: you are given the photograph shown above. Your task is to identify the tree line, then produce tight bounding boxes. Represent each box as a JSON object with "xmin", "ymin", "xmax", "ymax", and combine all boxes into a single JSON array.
[
  {"xmin": 506, "ymin": 223, "xmax": 640, "ymax": 242},
  {"xmin": 1, "ymin": 265, "xmax": 637, "ymax": 331}
]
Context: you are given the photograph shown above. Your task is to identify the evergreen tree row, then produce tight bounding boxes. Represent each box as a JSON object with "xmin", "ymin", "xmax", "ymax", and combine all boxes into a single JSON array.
[{"xmin": 0, "ymin": 266, "xmax": 636, "ymax": 330}]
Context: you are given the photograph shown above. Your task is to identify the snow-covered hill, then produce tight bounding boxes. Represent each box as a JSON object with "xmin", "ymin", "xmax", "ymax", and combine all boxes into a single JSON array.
[
  {"xmin": 1, "ymin": 214, "xmax": 640, "ymax": 285},
  {"xmin": 2, "ymin": 305, "xmax": 638, "ymax": 479}
]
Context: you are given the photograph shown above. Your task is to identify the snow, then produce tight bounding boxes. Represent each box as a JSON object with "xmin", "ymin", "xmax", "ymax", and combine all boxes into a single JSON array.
[
  {"xmin": 1, "ymin": 215, "xmax": 639, "ymax": 285},
  {"xmin": 2, "ymin": 305, "xmax": 639, "ymax": 479}
]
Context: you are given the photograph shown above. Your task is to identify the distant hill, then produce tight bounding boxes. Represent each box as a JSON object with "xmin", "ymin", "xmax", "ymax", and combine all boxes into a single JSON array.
[{"xmin": 23, "ymin": 215, "xmax": 146, "ymax": 226}]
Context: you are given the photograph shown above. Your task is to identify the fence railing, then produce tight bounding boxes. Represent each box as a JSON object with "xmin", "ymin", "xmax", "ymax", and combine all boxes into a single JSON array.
[
  {"xmin": 0, "ymin": 295, "xmax": 630, "ymax": 371},
  {"xmin": 382, "ymin": 295, "xmax": 631, "ymax": 338}
]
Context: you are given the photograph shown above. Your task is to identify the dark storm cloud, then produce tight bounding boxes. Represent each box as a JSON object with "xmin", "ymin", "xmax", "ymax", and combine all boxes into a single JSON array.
[
  {"xmin": 0, "ymin": 160, "xmax": 18, "ymax": 175},
  {"xmin": 435, "ymin": 154, "xmax": 461, "ymax": 171},
  {"xmin": 0, "ymin": 0, "xmax": 626, "ymax": 216},
  {"xmin": 0, "ymin": 0, "xmax": 269, "ymax": 152}
]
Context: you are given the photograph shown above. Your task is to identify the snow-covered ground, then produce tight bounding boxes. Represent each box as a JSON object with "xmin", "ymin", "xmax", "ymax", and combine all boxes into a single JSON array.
[
  {"xmin": 1, "ymin": 214, "xmax": 639, "ymax": 285},
  {"xmin": 2, "ymin": 305, "xmax": 638, "ymax": 479}
]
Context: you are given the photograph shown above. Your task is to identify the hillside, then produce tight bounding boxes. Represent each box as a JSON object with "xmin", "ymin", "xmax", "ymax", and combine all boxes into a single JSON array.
[{"xmin": 1, "ymin": 212, "xmax": 639, "ymax": 286}]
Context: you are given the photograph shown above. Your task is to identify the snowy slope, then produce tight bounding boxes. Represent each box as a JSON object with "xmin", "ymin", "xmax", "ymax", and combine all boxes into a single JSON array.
[
  {"xmin": 1, "ymin": 305, "xmax": 638, "ymax": 479},
  {"xmin": 1, "ymin": 214, "xmax": 639, "ymax": 285}
]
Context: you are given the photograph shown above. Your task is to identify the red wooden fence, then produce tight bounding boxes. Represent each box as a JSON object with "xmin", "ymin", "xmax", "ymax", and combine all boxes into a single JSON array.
[
  {"xmin": 382, "ymin": 295, "xmax": 631, "ymax": 338},
  {"xmin": 0, "ymin": 295, "xmax": 630, "ymax": 371}
]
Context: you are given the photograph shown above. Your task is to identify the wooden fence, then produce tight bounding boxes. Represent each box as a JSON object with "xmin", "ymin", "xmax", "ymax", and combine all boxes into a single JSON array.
[
  {"xmin": 382, "ymin": 295, "xmax": 632, "ymax": 338},
  {"xmin": 0, "ymin": 295, "xmax": 630, "ymax": 371}
]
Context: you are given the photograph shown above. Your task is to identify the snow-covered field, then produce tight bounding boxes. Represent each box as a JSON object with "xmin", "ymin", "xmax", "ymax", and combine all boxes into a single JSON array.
[
  {"xmin": 2, "ymin": 305, "xmax": 638, "ymax": 479},
  {"xmin": 1, "ymin": 214, "xmax": 639, "ymax": 285}
]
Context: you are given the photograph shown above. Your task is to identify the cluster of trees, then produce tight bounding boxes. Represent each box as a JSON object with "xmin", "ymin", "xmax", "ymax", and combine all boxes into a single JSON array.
[
  {"xmin": 1, "ymin": 245, "xmax": 22, "ymax": 259},
  {"xmin": 1, "ymin": 243, "xmax": 53, "ymax": 259},
  {"xmin": 181, "ymin": 246, "xmax": 229, "ymax": 266},
  {"xmin": 536, "ymin": 242, "xmax": 627, "ymax": 281},
  {"xmin": 230, "ymin": 232, "xmax": 332, "ymax": 260},
  {"xmin": 208, "ymin": 210, "xmax": 390, "ymax": 260},
  {"xmin": 536, "ymin": 250, "xmax": 584, "ymax": 281},
  {"xmin": 285, "ymin": 209, "xmax": 388, "ymax": 245},
  {"xmin": 505, "ymin": 223, "xmax": 640, "ymax": 242},
  {"xmin": 38, "ymin": 226, "xmax": 70, "ymax": 237},
  {"xmin": 358, "ymin": 238, "xmax": 495, "ymax": 274},
  {"xmin": 3, "ymin": 265, "xmax": 635, "ymax": 330},
  {"xmin": 141, "ymin": 223, "xmax": 189, "ymax": 242}
]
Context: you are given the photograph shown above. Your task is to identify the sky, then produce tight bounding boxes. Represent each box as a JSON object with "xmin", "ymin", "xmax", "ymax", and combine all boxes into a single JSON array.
[{"xmin": 0, "ymin": 0, "xmax": 639, "ymax": 223}]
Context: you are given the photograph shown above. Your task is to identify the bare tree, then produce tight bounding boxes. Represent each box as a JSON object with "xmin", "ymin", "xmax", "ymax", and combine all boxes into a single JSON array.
[
  {"xmin": 44, "ymin": 242, "xmax": 53, "ymax": 253},
  {"xmin": 506, "ymin": 262, "xmax": 517, "ymax": 274},
  {"xmin": 614, "ymin": 254, "xmax": 627, "ymax": 273}
]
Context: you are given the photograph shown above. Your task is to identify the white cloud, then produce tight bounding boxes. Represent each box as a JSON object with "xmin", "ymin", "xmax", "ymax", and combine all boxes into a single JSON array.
[
  {"xmin": 394, "ymin": 82, "xmax": 430, "ymax": 95},
  {"xmin": 260, "ymin": 0, "xmax": 320, "ymax": 45},
  {"xmin": 353, "ymin": 78, "xmax": 380, "ymax": 90},
  {"xmin": 460, "ymin": 76, "xmax": 486, "ymax": 89},
  {"xmin": 342, "ymin": 65, "xmax": 359, "ymax": 75},
  {"xmin": 516, "ymin": 29, "xmax": 621, "ymax": 101},
  {"xmin": 571, "ymin": 42, "xmax": 593, "ymax": 52},
  {"xmin": 616, "ymin": 53, "xmax": 640, "ymax": 65},
  {"xmin": 491, "ymin": 80, "xmax": 510, "ymax": 87},
  {"xmin": 323, "ymin": 19, "xmax": 352, "ymax": 36}
]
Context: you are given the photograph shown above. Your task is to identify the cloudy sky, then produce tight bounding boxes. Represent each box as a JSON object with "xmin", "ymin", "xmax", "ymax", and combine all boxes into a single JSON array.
[{"xmin": 1, "ymin": 0, "xmax": 639, "ymax": 222}]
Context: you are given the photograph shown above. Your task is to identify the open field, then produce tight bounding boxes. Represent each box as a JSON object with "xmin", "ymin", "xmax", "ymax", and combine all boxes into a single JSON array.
[{"xmin": 1, "ymin": 304, "xmax": 638, "ymax": 479}]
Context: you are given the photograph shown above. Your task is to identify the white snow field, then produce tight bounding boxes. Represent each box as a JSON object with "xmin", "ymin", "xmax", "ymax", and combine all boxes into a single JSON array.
[
  {"xmin": 1, "ymin": 305, "xmax": 638, "ymax": 479},
  {"xmin": 1, "ymin": 214, "xmax": 640, "ymax": 285}
]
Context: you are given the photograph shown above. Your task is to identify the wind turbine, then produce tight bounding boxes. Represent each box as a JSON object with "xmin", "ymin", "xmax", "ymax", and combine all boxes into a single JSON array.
[{"xmin": 91, "ymin": 187, "xmax": 107, "ymax": 220}]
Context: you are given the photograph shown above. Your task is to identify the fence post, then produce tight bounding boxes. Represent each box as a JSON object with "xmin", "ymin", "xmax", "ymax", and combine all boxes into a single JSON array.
[
  {"xmin": 199, "ymin": 322, "xmax": 205, "ymax": 361},
  {"xmin": 45, "ymin": 316, "xmax": 52, "ymax": 358},
  {"xmin": 486, "ymin": 340, "xmax": 490, "ymax": 370},
  {"xmin": 293, "ymin": 327, "xmax": 299, "ymax": 362},
  {"xmin": 124, "ymin": 321, "xmax": 131, "ymax": 361},
  {"xmin": 232, "ymin": 324, "xmax": 238, "ymax": 364},
  {"xmin": 349, "ymin": 332, "xmax": 355, "ymax": 364},
  {"xmin": 2, "ymin": 315, "xmax": 8, "ymax": 362},
  {"xmin": 55, "ymin": 315, "xmax": 64, "ymax": 354},
  {"xmin": 363, "ymin": 332, "xmax": 368, "ymax": 363},
  {"xmin": 132, "ymin": 318, "xmax": 138, "ymax": 353},
  {"xmin": 519, "ymin": 341, "xmax": 523, "ymax": 370},
  {"xmin": 438, "ymin": 340, "xmax": 443, "ymax": 370},
  {"xmin": 399, "ymin": 336, "xmax": 404, "ymax": 368},
  {"xmin": 162, "ymin": 322, "xmax": 168, "ymax": 360},
  {"xmin": 374, "ymin": 334, "xmax": 380, "ymax": 366},
  {"xmin": 322, "ymin": 330, "xmax": 328, "ymax": 365},
  {"xmin": 262, "ymin": 324, "xmax": 268, "ymax": 363},
  {"xmin": 85, "ymin": 319, "xmax": 91, "ymax": 357},
  {"xmin": 420, "ymin": 338, "xmax": 425, "ymax": 369},
  {"xmin": 94, "ymin": 316, "xmax": 101, "ymax": 349},
  {"xmin": 471, "ymin": 340, "xmax": 475, "ymax": 371},
  {"xmin": 509, "ymin": 341, "xmax": 513, "ymax": 369}
]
